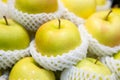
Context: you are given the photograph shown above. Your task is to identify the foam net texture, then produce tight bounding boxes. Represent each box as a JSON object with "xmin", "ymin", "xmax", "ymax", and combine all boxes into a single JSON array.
[
  {"xmin": 8, "ymin": 0, "xmax": 65, "ymax": 31},
  {"xmin": 0, "ymin": 71, "xmax": 9, "ymax": 80},
  {"xmin": 0, "ymin": 0, "xmax": 9, "ymax": 18},
  {"xmin": 61, "ymin": 66, "xmax": 116, "ymax": 80},
  {"xmin": 30, "ymin": 25, "xmax": 89, "ymax": 71},
  {"xmin": 0, "ymin": 47, "xmax": 30, "ymax": 69},
  {"xmin": 60, "ymin": 1, "xmax": 85, "ymax": 26},
  {"xmin": 84, "ymin": 25, "xmax": 120, "ymax": 57},
  {"xmin": 96, "ymin": 0, "xmax": 112, "ymax": 11},
  {"xmin": 101, "ymin": 56, "xmax": 120, "ymax": 79}
]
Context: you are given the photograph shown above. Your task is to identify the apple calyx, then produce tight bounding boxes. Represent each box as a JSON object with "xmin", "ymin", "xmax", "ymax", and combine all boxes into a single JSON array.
[
  {"xmin": 58, "ymin": 19, "xmax": 61, "ymax": 29},
  {"xmin": 3, "ymin": 16, "xmax": 9, "ymax": 25},
  {"xmin": 105, "ymin": 10, "xmax": 112, "ymax": 21}
]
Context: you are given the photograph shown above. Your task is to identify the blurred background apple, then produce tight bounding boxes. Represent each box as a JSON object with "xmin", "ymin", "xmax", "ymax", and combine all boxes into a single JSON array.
[
  {"xmin": 15, "ymin": 0, "xmax": 58, "ymax": 14},
  {"xmin": 61, "ymin": 0, "xmax": 96, "ymax": 19}
]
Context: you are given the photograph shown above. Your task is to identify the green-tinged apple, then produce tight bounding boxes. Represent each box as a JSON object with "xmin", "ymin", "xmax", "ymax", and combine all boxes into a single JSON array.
[
  {"xmin": 2, "ymin": 0, "xmax": 7, "ymax": 3},
  {"xmin": 85, "ymin": 10, "xmax": 120, "ymax": 47},
  {"xmin": 61, "ymin": 0, "xmax": 96, "ymax": 19},
  {"xmin": 112, "ymin": 8, "xmax": 120, "ymax": 15},
  {"xmin": 113, "ymin": 52, "xmax": 120, "ymax": 60},
  {"xmin": 15, "ymin": 0, "xmax": 58, "ymax": 14},
  {"xmin": 76, "ymin": 58, "xmax": 112, "ymax": 76},
  {"xmin": 9, "ymin": 57, "xmax": 55, "ymax": 80},
  {"xmin": 0, "ymin": 16, "xmax": 30, "ymax": 50},
  {"xmin": 96, "ymin": 0, "xmax": 106, "ymax": 6},
  {"xmin": 35, "ymin": 19, "xmax": 81, "ymax": 57}
]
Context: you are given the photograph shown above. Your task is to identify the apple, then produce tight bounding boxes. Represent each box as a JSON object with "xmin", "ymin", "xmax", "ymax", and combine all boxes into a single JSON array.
[
  {"xmin": 1, "ymin": 0, "xmax": 7, "ymax": 3},
  {"xmin": 61, "ymin": 0, "xmax": 96, "ymax": 19},
  {"xmin": 113, "ymin": 52, "xmax": 120, "ymax": 60},
  {"xmin": 9, "ymin": 57, "xmax": 55, "ymax": 80},
  {"xmin": 0, "ymin": 16, "xmax": 30, "ymax": 50},
  {"xmin": 96, "ymin": 0, "xmax": 106, "ymax": 6},
  {"xmin": 15, "ymin": 0, "xmax": 58, "ymax": 14},
  {"xmin": 35, "ymin": 19, "xmax": 81, "ymax": 57},
  {"xmin": 112, "ymin": 8, "xmax": 120, "ymax": 15},
  {"xmin": 85, "ymin": 10, "xmax": 120, "ymax": 47},
  {"xmin": 76, "ymin": 58, "xmax": 112, "ymax": 76}
]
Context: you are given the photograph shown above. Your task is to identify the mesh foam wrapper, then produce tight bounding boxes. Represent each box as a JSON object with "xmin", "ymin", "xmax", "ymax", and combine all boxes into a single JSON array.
[
  {"xmin": 0, "ymin": 0, "xmax": 9, "ymax": 18},
  {"xmin": 30, "ymin": 24, "xmax": 89, "ymax": 71},
  {"xmin": 0, "ymin": 47, "xmax": 30, "ymax": 70},
  {"xmin": 96, "ymin": 0, "xmax": 112, "ymax": 11},
  {"xmin": 8, "ymin": 0, "xmax": 65, "ymax": 32},
  {"xmin": 59, "ymin": 0, "xmax": 85, "ymax": 26},
  {"xmin": 61, "ymin": 66, "xmax": 116, "ymax": 80},
  {"xmin": 101, "ymin": 56, "xmax": 120, "ymax": 79},
  {"xmin": 85, "ymin": 25, "xmax": 120, "ymax": 57},
  {"xmin": 0, "ymin": 71, "xmax": 9, "ymax": 80}
]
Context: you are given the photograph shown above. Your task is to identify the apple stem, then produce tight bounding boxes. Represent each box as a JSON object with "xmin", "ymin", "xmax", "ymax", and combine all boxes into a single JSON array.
[
  {"xmin": 94, "ymin": 58, "xmax": 99, "ymax": 64},
  {"xmin": 105, "ymin": 10, "xmax": 112, "ymax": 21},
  {"xmin": 3, "ymin": 16, "xmax": 9, "ymax": 25},
  {"xmin": 58, "ymin": 19, "xmax": 61, "ymax": 29}
]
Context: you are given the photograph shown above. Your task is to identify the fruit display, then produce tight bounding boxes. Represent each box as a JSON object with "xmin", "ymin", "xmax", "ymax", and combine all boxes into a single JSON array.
[{"xmin": 0, "ymin": 0, "xmax": 120, "ymax": 80}]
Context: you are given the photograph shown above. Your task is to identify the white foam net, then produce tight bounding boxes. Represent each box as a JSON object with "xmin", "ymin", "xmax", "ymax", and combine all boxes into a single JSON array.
[
  {"xmin": 61, "ymin": 66, "xmax": 116, "ymax": 80},
  {"xmin": 96, "ymin": 0, "xmax": 112, "ymax": 11},
  {"xmin": 101, "ymin": 56, "xmax": 120, "ymax": 79},
  {"xmin": 0, "ymin": 0, "xmax": 9, "ymax": 18},
  {"xmin": 0, "ymin": 47, "xmax": 30, "ymax": 69},
  {"xmin": 0, "ymin": 71, "xmax": 9, "ymax": 80},
  {"xmin": 7, "ymin": 0, "xmax": 65, "ymax": 31},
  {"xmin": 30, "ymin": 24, "xmax": 89, "ymax": 71}
]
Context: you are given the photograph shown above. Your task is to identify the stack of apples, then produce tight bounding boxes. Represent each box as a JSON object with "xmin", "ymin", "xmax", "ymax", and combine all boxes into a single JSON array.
[
  {"xmin": 8, "ymin": 0, "xmax": 64, "ymax": 31},
  {"xmin": 1, "ymin": 0, "xmax": 120, "ymax": 80}
]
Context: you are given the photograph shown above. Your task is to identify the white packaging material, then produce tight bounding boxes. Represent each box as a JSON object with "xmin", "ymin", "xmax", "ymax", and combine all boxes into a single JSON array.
[
  {"xmin": 61, "ymin": 66, "xmax": 116, "ymax": 80},
  {"xmin": 0, "ymin": 47, "xmax": 30, "ymax": 69},
  {"xmin": 96, "ymin": 0, "xmax": 112, "ymax": 11},
  {"xmin": 0, "ymin": 0, "xmax": 9, "ymax": 18},
  {"xmin": 101, "ymin": 56, "xmax": 120, "ymax": 79}
]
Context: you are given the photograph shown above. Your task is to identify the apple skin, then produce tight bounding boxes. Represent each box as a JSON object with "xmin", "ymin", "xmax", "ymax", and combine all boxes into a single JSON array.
[
  {"xmin": 61, "ymin": 0, "xmax": 96, "ymax": 19},
  {"xmin": 112, "ymin": 8, "xmax": 120, "ymax": 15},
  {"xmin": 9, "ymin": 57, "xmax": 55, "ymax": 80},
  {"xmin": 15, "ymin": 0, "xmax": 58, "ymax": 14},
  {"xmin": 85, "ymin": 11, "xmax": 120, "ymax": 47},
  {"xmin": 2, "ymin": 0, "xmax": 7, "ymax": 3},
  {"xmin": 35, "ymin": 19, "xmax": 81, "ymax": 57},
  {"xmin": 96, "ymin": 0, "xmax": 106, "ymax": 6},
  {"xmin": 0, "ymin": 19, "xmax": 30, "ymax": 50},
  {"xmin": 113, "ymin": 52, "xmax": 120, "ymax": 60},
  {"xmin": 76, "ymin": 58, "xmax": 112, "ymax": 76}
]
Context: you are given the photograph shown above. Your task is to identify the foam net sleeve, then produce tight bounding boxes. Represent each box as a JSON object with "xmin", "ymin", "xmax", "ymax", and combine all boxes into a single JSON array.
[
  {"xmin": 101, "ymin": 56, "xmax": 120, "ymax": 79},
  {"xmin": 61, "ymin": 66, "xmax": 116, "ymax": 80},
  {"xmin": 0, "ymin": 47, "xmax": 30, "ymax": 69}
]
